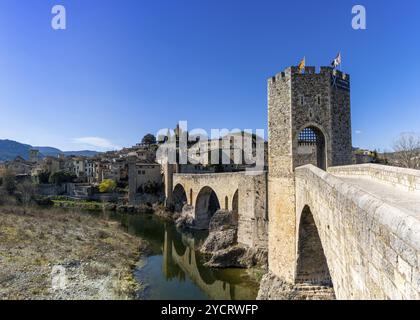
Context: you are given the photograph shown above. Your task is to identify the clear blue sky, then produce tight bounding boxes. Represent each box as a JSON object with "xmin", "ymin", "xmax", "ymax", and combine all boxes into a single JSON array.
[{"xmin": 0, "ymin": 0, "xmax": 419, "ymax": 152}]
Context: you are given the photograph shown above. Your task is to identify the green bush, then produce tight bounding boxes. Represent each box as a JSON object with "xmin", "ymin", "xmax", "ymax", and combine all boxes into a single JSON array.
[{"xmin": 49, "ymin": 171, "xmax": 76, "ymax": 185}]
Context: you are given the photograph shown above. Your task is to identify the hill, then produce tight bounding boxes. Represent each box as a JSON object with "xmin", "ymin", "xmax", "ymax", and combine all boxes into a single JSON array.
[{"xmin": 0, "ymin": 139, "xmax": 99, "ymax": 161}]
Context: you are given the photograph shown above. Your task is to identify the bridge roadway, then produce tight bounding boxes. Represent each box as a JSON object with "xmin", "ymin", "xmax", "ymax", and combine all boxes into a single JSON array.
[{"xmin": 336, "ymin": 176, "xmax": 420, "ymax": 219}]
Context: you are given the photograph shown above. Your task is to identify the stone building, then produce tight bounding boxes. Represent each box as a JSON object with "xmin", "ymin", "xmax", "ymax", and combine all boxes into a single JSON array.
[
  {"xmin": 4, "ymin": 156, "xmax": 35, "ymax": 175},
  {"xmin": 267, "ymin": 66, "xmax": 352, "ymax": 282},
  {"xmin": 128, "ymin": 155, "xmax": 162, "ymax": 204}
]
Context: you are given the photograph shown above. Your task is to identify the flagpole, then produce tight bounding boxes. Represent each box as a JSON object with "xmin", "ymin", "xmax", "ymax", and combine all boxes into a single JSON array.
[{"xmin": 340, "ymin": 52, "xmax": 342, "ymax": 72}]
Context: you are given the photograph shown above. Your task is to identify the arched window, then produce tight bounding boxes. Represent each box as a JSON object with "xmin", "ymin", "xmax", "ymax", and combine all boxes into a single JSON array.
[{"xmin": 190, "ymin": 189, "xmax": 193, "ymax": 205}]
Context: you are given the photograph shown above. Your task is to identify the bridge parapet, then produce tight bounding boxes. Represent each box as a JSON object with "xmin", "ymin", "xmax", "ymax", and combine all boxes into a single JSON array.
[
  {"xmin": 295, "ymin": 164, "xmax": 420, "ymax": 299},
  {"xmin": 328, "ymin": 164, "xmax": 420, "ymax": 192}
]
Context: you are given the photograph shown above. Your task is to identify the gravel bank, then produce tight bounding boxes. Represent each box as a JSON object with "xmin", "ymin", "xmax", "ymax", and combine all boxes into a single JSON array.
[{"xmin": 0, "ymin": 206, "xmax": 150, "ymax": 300}]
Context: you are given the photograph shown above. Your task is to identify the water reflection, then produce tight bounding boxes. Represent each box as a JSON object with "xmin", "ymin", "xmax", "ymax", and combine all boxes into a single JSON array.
[{"xmin": 110, "ymin": 213, "xmax": 258, "ymax": 300}]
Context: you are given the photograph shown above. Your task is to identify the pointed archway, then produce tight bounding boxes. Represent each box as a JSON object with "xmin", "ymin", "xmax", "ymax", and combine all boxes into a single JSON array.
[
  {"xmin": 296, "ymin": 126, "xmax": 327, "ymax": 170},
  {"xmin": 296, "ymin": 206, "xmax": 333, "ymax": 287}
]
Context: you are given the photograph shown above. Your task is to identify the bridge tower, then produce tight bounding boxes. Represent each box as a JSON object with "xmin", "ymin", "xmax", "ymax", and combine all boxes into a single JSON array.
[{"xmin": 267, "ymin": 66, "xmax": 352, "ymax": 282}]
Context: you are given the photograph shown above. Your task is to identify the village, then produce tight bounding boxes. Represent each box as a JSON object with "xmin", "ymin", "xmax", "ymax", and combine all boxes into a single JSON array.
[
  {"xmin": 0, "ymin": 135, "xmax": 161, "ymax": 204},
  {"xmin": 0, "ymin": 126, "xmax": 383, "ymax": 212}
]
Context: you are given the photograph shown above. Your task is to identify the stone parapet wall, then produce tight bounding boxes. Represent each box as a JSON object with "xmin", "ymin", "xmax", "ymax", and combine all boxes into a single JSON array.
[
  {"xmin": 295, "ymin": 165, "xmax": 420, "ymax": 299},
  {"xmin": 328, "ymin": 164, "xmax": 420, "ymax": 192}
]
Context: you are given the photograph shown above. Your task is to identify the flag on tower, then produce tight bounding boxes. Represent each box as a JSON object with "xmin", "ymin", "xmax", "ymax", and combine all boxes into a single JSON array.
[
  {"xmin": 331, "ymin": 53, "xmax": 342, "ymax": 68},
  {"xmin": 298, "ymin": 57, "xmax": 306, "ymax": 73}
]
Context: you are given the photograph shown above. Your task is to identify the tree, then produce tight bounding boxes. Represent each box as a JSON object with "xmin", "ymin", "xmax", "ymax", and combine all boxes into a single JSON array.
[
  {"xmin": 141, "ymin": 134, "xmax": 156, "ymax": 145},
  {"xmin": 17, "ymin": 180, "xmax": 36, "ymax": 204},
  {"xmin": 99, "ymin": 179, "xmax": 117, "ymax": 193},
  {"xmin": 393, "ymin": 133, "xmax": 420, "ymax": 169},
  {"xmin": 37, "ymin": 171, "xmax": 51, "ymax": 184},
  {"xmin": 1, "ymin": 168, "xmax": 16, "ymax": 195},
  {"xmin": 49, "ymin": 170, "xmax": 76, "ymax": 185}
]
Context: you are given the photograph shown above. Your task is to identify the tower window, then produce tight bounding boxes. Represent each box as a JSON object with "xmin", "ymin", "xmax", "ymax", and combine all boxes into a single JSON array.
[
  {"xmin": 317, "ymin": 95, "xmax": 321, "ymax": 105},
  {"xmin": 299, "ymin": 95, "xmax": 305, "ymax": 106},
  {"xmin": 298, "ymin": 127, "xmax": 318, "ymax": 143}
]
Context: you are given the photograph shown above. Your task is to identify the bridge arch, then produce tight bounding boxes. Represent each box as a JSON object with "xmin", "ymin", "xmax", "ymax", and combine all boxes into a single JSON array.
[
  {"xmin": 296, "ymin": 205, "xmax": 333, "ymax": 288},
  {"xmin": 173, "ymin": 184, "xmax": 187, "ymax": 213},
  {"xmin": 195, "ymin": 186, "xmax": 221, "ymax": 229},
  {"xmin": 232, "ymin": 189, "xmax": 239, "ymax": 224},
  {"xmin": 296, "ymin": 123, "xmax": 327, "ymax": 170}
]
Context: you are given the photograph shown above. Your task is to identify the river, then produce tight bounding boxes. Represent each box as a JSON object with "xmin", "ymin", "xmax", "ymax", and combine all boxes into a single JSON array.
[{"xmin": 105, "ymin": 212, "xmax": 260, "ymax": 300}]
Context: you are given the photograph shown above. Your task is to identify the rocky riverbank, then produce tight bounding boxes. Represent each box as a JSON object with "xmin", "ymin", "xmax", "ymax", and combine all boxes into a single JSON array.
[
  {"xmin": 257, "ymin": 272, "xmax": 335, "ymax": 300},
  {"xmin": 0, "ymin": 205, "xmax": 150, "ymax": 300},
  {"xmin": 175, "ymin": 209, "xmax": 268, "ymax": 270}
]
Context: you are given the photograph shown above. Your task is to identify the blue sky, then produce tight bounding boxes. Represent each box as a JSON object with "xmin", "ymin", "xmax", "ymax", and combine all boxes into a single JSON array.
[{"xmin": 0, "ymin": 0, "xmax": 419, "ymax": 152}]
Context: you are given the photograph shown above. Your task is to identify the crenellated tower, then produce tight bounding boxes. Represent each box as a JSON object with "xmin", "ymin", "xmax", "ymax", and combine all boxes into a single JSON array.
[{"xmin": 267, "ymin": 66, "xmax": 352, "ymax": 282}]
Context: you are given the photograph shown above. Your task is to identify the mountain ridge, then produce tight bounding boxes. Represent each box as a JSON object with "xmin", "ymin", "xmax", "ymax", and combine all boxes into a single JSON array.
[{"xmin": 0, "ymin": 139, "xmax": 99, "ymax": 162}]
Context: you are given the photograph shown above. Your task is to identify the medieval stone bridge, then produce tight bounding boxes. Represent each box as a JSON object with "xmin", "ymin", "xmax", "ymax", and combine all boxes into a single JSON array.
[
  {"xmin": 293, "ymin": 163, "xmax": 420, "ymax": 299},
  {"xmin": 163, "ymin": 65, "xmax": 419, "ymax": 300},
  {"xmin": 171, "ymin": 171, "xmax": 268, "ymax": 248},
  {"xmin": 169, "ymin": 163, "xmax": 420, "ymax": 299}
]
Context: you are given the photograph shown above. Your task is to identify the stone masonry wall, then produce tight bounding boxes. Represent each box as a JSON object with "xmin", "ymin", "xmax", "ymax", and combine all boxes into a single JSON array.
[
  {"xmin": 237, "ymin": 172, "xmax": 268, "ymax": 248},
  {"xmin": 328, "ymin": 164, "xmax": 420, "ymax": 192},
  {"xmin": 295, "ymin": 165, "xmax": 420, "ymax": 299}
]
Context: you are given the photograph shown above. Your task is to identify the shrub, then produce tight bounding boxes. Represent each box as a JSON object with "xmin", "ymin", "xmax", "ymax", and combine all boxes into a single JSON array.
[
  {"xmin": 99, "ymin": 179, "xmax": 117, "ymax": 193},
  {"xmin": 49, "ymin": 171, "xmax": 76, "ymax": 185}
]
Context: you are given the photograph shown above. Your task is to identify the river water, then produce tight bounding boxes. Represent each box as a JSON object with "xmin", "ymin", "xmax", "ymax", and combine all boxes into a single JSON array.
[{"xmin": 106, "ymin": 212, "xmax": 260, "ymax": 300}]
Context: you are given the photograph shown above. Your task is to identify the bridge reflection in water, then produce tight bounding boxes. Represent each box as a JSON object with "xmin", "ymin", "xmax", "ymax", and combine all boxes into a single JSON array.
[{"xmin": 119, "ymin": 214, "xmax": 258, "ymax": 300}]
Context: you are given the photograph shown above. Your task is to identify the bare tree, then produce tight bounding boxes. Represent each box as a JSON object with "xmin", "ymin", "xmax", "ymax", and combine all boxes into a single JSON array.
[
  {"xmin": 392, "ymin": 133, "xmax": 420, "ymax": 169},
  {"xmin": 1, "ymin": 168, "xmax": 17, "ymax": 195},
  {"xmin": 17, "ymin": 180, "xmax": 36, "ymax": 204}
]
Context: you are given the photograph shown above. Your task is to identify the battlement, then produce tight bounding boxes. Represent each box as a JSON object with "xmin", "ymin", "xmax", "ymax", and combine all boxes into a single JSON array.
[{"xmin": 269, "ymin": 66, "xmax": 350, "ymax": 84}]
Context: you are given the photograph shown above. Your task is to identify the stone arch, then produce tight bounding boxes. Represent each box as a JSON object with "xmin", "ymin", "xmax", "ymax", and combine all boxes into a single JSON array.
[
  {"xmin": 295, "ymin": 124, "xmax": 327, "ymax": 170},
  {"xmin": 232, "ymin": 190, "xmax": 239, "ymax": 224},
  {"xmin": 173, "ymin": 184, "xmax": 187, "ymax": 213},
  {"xmin": 194, "ymin": 186, "xmax": 221, "ymax": 229},
  {"xmin": 189, "ymin": 189, "xmax": 193, "ymax": 205},
  {"xmin": 296, "ymin": 205, "xmax": 333, "ymax": 287}
]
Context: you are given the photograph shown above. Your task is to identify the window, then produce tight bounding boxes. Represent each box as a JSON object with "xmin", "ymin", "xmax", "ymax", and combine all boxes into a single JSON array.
[
  {"xmin": 316, "ymin": 95, "xmax": 321, "ymax": 105},
  {"xmin": 298, "ymin": 127, "xmax": 318, "ymax": 143},
  {"xmin": 299, "ymin": 95, "xmax": 305, "ymax": 106}
]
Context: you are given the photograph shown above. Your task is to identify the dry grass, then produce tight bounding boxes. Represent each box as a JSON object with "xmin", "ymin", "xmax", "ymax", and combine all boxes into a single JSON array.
[{"xmin": 0, "ymin": 205, "xmax": 148, "ymax": 300}]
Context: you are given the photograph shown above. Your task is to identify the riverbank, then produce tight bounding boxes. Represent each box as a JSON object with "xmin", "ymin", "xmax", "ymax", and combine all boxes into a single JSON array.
[
  {"xmin": 51, "ymin": 197, "xmax": 155, "ymax": 215},
  {"xmin": 0, "ymin": 205, "xmax": 150, "ymax": 300}
]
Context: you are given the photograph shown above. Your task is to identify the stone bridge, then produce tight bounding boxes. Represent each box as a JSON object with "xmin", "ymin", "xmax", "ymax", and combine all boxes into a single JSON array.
[
  {"xmin": 171, "ymin": 172, "xmax": 268, "ymax": 248},
  {"xmin": 290, "ymin": 164, "xmax": 420, "ymax": 299},
  {"xmin": 162, "ymin": 65, "xmax": 420, "ymax": 299}
]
